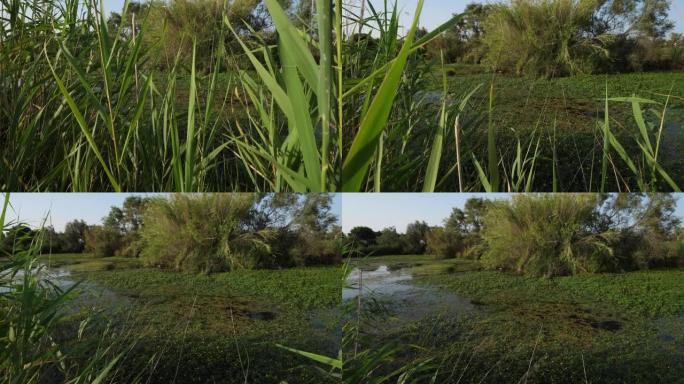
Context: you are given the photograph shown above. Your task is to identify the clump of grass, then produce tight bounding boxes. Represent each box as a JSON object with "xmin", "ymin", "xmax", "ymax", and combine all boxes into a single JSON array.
[
  {"xmin": 479, "ymin": 193, "xmax": 683, "ymax": 277},
  {"xmin": 0, "ymin": 193, "xmax": 145, "ymax": 383},
  {"xmin": 0, "ymin": 0, "xmax": 338, "ymax": 192},
  {"xmin": 226, "ymin": 0, "xmax": 339, "ymax": 192},
  {"xmin": 340, "ymin": 1, "xmax": 682, "ymax": 192},
  {"xmin": 139, "ymin": 194, "xmax": 270, "ymax": 273}
]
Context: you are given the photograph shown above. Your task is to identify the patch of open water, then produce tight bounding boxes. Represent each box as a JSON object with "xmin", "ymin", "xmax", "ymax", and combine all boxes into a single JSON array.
[
  {"xmin": 1, "ymin": 264, "xmax": 132, "ymax": 312},
  {"xmin": 344, "ymin": 264, "xmax": 477, "ymax": 325}
]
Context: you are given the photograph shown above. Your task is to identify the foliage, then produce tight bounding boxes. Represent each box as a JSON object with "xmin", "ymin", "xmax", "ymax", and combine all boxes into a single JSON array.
[
  {"xmin": 0, "ymin": 0, "xmax": 338, "ymax": 192},
  {"xmin": 0, "ymin": 195, "xmax": 141, "ymax": 383},
  {"xmin": 479, "ymin": 193, "xmax": 684, "ymax": 276},
  {"xmin": 139, "ymin": 194, "xmax": 268, "ymax": 273},
  {"xmin": 0, "ymin": 225, "xmax": 36, "ymax": 255},
  {"xmin": 227, "ymin": 0, "xmax": 339, "ymax": 192},
  {"xmin": 373, "ymin": 227, "xmax": 406, "ymax": 255},
  {"xmin": 347, "ymin": 226, "xmax": 377, "ymax": 249},
  {"xmin": 426, "ymin": 226, "xmax": 466, "ymax": 259},
  {"xmin": 481, "ymin": 0, "xmax": 610, "ymax": 77},
  {"xmin": 403, "ymin": 221, "xmax": 431, "ymax": 254},
  {"xmin": 134, "ymin": 0, "xmax": 273, "ymax": 71},
  {"xmin": 61, "ymin": 220, "xmax": 89, "ymax": 253},
  {"xmin": 139, "ymin": 193, "xmax": 340, "ymax": 273},
  {"xmin": 480, "ymin": 194, "xmax": 617, "ymax": 276},
  {"xmin": 415, "ymin": 255, "xmax": 684, "ymax": 383},
  {"xmin": 85, "ymin": 225, "xmax": 125, "ymax": 258}
]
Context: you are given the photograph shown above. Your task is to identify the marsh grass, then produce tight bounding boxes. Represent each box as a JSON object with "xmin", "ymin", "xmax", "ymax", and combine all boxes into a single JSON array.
[
  {"xmin": 226, "ymin": 0, "xmax": 340, "ymax": 192},
  {"xmin": 416, "ymin": 257, "xmax": 684, "ymax": 383},
  {"xmin": 0, "ymin": 194, "xmax": 146, "ymax": 383},
  {"xmin": 0, "ymin": 0, "xmax": 338, "ymax": 192},
  {"xmin": 340, "ymin": 0, "xmax": 683, "ymax": 192}
]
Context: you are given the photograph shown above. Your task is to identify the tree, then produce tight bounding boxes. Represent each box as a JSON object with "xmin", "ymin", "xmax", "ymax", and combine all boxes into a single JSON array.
[
  {"xmin": 445, "ymin": 198, "xmax": 488, "ymax": 234},
  {"xmin": 289, "ymin": 194, "xmax": 342, "ymax": 266},
  {"xmin": 632, "ymin": 0, "xmax": 674, "ymax": 39},
  {"xmin": 478, "ymin": 193, "xmax": 682, "ymax": 277},
  {"xmin": 103, "ymin": 207, "xmax": 126, "ymax": 233},
  {"xmin": 374, "ymin": 227, "xmax": 405, "ymax": 255},
  {"xmin": 85, "ymin": 225, "xmax": 123, "ymax": 258},
  {"xmin": 403, "ymin": 221, "xmax": 430, "ymax": 254},
  {"xmin": 348, "ymin": 226, "xmax": 377, "ymax": 248},
  {"xmin": 122, "ymin": 196, "xmax": 147, "ymax": 232},
  {"xmin": 62, "ymin": 220, "xmax": 88, "ymax": 253},
  {"xmin": 140, "ymin": 0, "xmax": 295, "ymax": 71},
  {"xmin": 480, "ymin": 194, "xmax": 617, "ymax": 277},
  {"xmin": 1, "ymin": 225, "xmax": 36, "ymax": 255},
  {"xmin": 479, "ymin": 0, "xmax": 677, "ymax": 76},
  {"xmin": 293, "ymin": 194, "xmax": 337, "ymax": 233},
  {"xmin": 482, "ymin": 0, "xmax": 608, "ymax": 77}
]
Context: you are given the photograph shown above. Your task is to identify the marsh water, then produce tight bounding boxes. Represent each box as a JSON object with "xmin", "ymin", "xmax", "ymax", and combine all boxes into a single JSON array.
[
  {"xmin": 1, "ymin": 265, "xmax": 134, "ymax": 312},
  {"xmin": 343, "ymin": 263, "xmax": 476, "ymax": 326}
]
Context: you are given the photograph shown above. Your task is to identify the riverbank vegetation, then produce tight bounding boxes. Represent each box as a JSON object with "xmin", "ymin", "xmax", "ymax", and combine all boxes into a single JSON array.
[
  {"xmin": 342, "ymin": 0, "xmax": 684, "ymax": 192},
  {"xmin": 343, "ymin": 193, "xmax": 684, "ymax": 382},
  {"xmin": 0, "ymin": 0, "xmax": 340, "ymax": 191},
  {"xmin": 345, "ymin": 254, "xmax": 683, "ymax": 383},
  {"xmin": 1, "ymin": 193, "xmax": 343, "ymax": 383},
  {"xmin": 3, "ymin": 194, "xmax": 343, "ymax": 272},
  {"xmin": 348, "ymin": 194, "xmax": 684, "ymax": 277}
]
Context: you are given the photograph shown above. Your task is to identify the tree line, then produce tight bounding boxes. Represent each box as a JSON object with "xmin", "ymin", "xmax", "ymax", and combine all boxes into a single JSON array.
[
  {"xmin": 352, "ymin": 0, "xmax": 682, "ymax": 77},
  {"xmin": 1, "ymin": 194, "xmax": 342, "ymax": 273},
  {"xmin": 347, "ymin": 194, "xmax": 684, "ymax": 277}
]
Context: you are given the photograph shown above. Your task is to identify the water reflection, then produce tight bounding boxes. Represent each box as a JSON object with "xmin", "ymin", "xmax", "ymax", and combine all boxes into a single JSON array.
[{"xmin": 344, "ymin": 264, "xmax": 476, "ymax": 325}]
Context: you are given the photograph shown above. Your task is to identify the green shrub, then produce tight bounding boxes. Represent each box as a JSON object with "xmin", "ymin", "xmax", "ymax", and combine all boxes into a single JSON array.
[
  {"xmin": 482, "ymin": 0, "xmax": 607, "ymax": 77},
  {"xmin": 426, "ymin": 228, "xmax": 465, "ymax": 259},
  {"xmin": 290, "ymin": 229, "xmax": 342, "ymax": 266},
  {"xmin": 480, "ymin": 194, "xmax": 619, "ymax": 277},
  {"xmin": 139, "ymin": 194, "xmax": 272, "ymax": 273},
  {"xmin": 84, "ymin": 226, "xmax": 124, "ymax": 258}
]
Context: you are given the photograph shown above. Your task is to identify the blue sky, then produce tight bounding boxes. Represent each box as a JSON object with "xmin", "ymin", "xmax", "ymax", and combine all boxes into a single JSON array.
[
  {"xmin": 341, "ymin": 193, "xmax": 684, "ymax": 233},
  {"xmin": 5, "ymin": 193, "xmax": 165, "ymax": 231},
  {"xmin": 341, "ymin": 193, "xmax": 509, "ymax": 233},
  {"xmin": 4, "ymin": 194, "xmax": 342, "ymax": 232},
  {"xmin": 369, "ymin": 0, "xmax": 684, "ymax": 34},
  {"xmin": 103, "ymin": 1, "xmax": 684, "ymax": 33}
]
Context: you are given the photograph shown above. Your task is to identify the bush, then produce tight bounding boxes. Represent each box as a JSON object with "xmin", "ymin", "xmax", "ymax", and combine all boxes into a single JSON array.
[
  {"xmin": 482, "ymin": 0, "xmax": 607, "ymax": 77},
  {"xmin": 480, "ymin": 194, "xmax": 619, "ymax": 277},
  {"xmin": 290, "ymin": 230, "xmax": 342, "ymax": 266},
  {"xmin": 426, "ymin": 228, "xmax": 465, "ymax": 259},
  {"xmin": 84, "ymin": 226, "xmax": 124, "ymax": 258},
  {"xmin": 139, "ymin": 194, "xmax": 271, "ymax": 273}
]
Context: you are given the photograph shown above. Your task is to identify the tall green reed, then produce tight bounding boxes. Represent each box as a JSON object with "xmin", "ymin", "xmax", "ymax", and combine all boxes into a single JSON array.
[
  {"xmin": 1, "ymin": 0, "xmax": 337, "ymax": 192},
  {"xmin": 340, "ymin": 0, "xmax": 682, "ymax": 193},
  {"xmin": 226, "ymin": 0, "xmax": 339, "ymax": 192},
  {"xmin": 0, "ymin": 193, "xmax": 145, "ymax": 383}
]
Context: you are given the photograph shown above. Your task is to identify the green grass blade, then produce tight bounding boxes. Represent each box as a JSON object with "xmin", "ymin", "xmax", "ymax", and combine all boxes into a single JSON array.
[
  {"xmin": 600, "ymin": 83, "xmax": 609, "ymax": 193},
  {"xmin": 183, "ymin": 40, "xmax": 197, "ymax": 192},
  {"xmin": 46, "ymin": 54, "xmax": 121, "ymax": 192},
  {"xmin": 486, "ymin": 80, "xmax": 499, "ymax": 191},
  {"xmin": 275, "ymin": 344, "xmax": 342, "ymax": 370},
  {"xmin": 342, "ymin": 0, "xmax": 425, "ymax": 192},
  {"xmin": 423, "ymin": 53, "xmax": 448, "ymax": 192}
]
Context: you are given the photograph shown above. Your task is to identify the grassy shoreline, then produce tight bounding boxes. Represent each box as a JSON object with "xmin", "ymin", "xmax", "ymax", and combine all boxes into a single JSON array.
[
  {"xmin": 43, "ymin": 253, "xmax": 342, "ymax": 384},
  {"xmin": 350, "ymin": 254, "xmax": 684, "ymax": 383}
]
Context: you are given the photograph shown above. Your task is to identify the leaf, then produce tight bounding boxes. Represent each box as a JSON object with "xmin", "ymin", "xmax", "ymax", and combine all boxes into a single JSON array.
[{"xmin": 343, "ymin": 0, "xmax": 426, "ymax": 191}]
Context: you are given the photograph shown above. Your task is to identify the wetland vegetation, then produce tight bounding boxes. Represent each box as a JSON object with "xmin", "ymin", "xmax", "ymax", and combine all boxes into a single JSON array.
[
  {"xmin": 343, "ymin": 193, "xmax": 684, "ymax": 383},
  {"xmin": 0, "ymin": 193, "xmax": 343, "ymax": 383},
  {"xmin": 0, "ymin": 0, "xmax": 341, "ymax": 192},
  {"xmin": 342, "ymin": 0, "xmax": 684, "ymax": 192}
]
